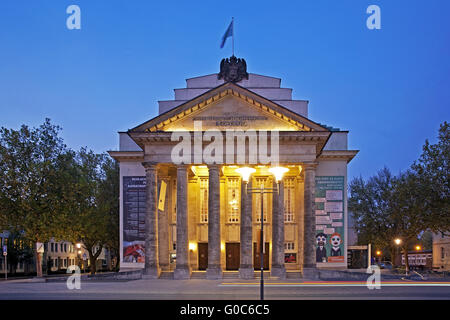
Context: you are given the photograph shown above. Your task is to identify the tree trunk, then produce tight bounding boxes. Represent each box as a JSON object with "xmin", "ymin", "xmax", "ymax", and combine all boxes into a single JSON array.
[
  {"xmin": 390, "ymin": 247, "xmax": 396, "ymax": 268},
  {"xmin": 89, "ymin": 254, "xmax": 97, "ymax": 275},
  {"xmin": 35, "ymin": 250, "xmax": 43, "ymax": 278},
  {"xmin": 403, "ymin": 247, "xmax": 409, "ymax": 276}
]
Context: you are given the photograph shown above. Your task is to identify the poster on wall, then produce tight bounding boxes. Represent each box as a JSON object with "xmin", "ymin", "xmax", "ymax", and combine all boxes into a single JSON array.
[
  {"xmin": 315, "ymin": 176, "xmax": 345, "ymax": 264},
  {"xmin": 123, "ymin": 176, "xmax": 146, "ymax": 263}
]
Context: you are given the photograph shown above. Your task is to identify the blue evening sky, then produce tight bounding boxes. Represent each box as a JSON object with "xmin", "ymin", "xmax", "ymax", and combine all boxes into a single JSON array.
[{"xmin": 0, "ymin": 0, "xmax": 449, "ymax": 181}]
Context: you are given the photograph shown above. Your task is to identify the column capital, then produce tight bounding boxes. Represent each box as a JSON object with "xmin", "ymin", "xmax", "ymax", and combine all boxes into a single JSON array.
[
  {"xmin": 176, "ymin": 164, "xmax": 189, "ymax": 172},
  {"xmin": 302, "ymin": 162, "xmax": 318, "ymax": 171},
  {"xmin": 207, "ymin": 164, "xmax": 221, "ymax": 170},
  {"xmin": 142, "ymin": 161, "xmax": 158, "ymax": 169}
]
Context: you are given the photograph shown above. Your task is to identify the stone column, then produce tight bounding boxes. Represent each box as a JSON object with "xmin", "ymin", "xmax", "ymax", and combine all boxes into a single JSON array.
[
  {"xmin": 302, "ymin": 164, "xmax": 319, "ymax": 279},
  {"xmin": 271, "ymin": 180, "xmax": 286, "ymax": 279},
  {"xmin": 206, "ymin": 164, "xmax": 222, "ymax": 279},
  {"xmin": 174, "ymin": 165, "xmax": 190, "ymax": 279},
  {"xmin": 158, "ymin": 177, "xmax": 170, "ymax": 272},
  {"xmin": 239, "ymin": 179, "xmax": 253, "ymax": 279},
  {"xmin": 142, "ymin": 162, "xmax": 160, "ymax": 278}
]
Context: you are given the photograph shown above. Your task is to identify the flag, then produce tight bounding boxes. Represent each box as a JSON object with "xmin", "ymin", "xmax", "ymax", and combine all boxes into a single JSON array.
[{"xmin": 220, "ymin": 19, "xmax": 233, "ymax": 48}]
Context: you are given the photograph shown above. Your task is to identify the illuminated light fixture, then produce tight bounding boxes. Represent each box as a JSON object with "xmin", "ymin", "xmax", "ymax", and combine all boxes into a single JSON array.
[
  {"xmin": 269, "ymin": 167, "xmax": 289, "ymax": 182},
  {"xmin": 235, "ymin": 167, "xmax": 256, "ymax": 183},
  {"xmin": 376, "ymin": 250, "xmax": 382, "ymax": 256},
  {"xmin": 394, "ymin": 238, "xmax": 401, "ymax": 245},
  {"xmin": 77, "ymin": 250, "xmax": 82, "ymax": 255},
  {"xmin": 221, "ymin": 242, "xmax": 225, "ymax": 251},
  {"xmin": 189, "ymin": 242, "xmax": 197, "ymax": 251},
  {"xmin": 76, "ymin": 243, "xmax": 82, "ymax": 249},
  {"xmin": 415, "ymin": 245, "xmax": 422, "ymax": 251}
]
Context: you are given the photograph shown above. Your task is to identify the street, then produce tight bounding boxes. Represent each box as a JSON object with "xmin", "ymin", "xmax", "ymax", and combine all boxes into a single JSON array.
[{"xmin": 0, "ymin": 278, "xmax": 449, "ymax": 300}]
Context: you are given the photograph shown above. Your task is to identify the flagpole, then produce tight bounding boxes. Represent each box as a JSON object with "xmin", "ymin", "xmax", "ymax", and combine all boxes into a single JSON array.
[{"xmin": 232, "ymin": 17, "xmax": 234, "ymax": 56}]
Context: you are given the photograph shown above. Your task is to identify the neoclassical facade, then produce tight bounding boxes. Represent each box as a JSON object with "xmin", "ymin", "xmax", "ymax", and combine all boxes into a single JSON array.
[{"xmin": 109, "ymin": 59, "xmax": 358, "ymax": 279}]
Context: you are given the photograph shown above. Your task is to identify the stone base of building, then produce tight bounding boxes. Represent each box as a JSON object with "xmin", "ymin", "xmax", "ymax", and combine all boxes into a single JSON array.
[
  {"xmin": 206, "ymin": 267, "xmax": 223, "ymax": 280},
  {"xmin": 239, "ymin": 267, "xmax": 254, "ymax": 279},
  {"xmin": 302, "ymin": 267, "xmax": 319, "ymax": 280},
  {"xmin": 174, "ymin": 267, "xmax": 191, "ymax": 280},
  {"xmin": 270, "ymin": 265, "xmax": 286, "ymax": 279},
  {"xmin": 142, "ymin": 267, "xmax": 160, "ymax": 279}
]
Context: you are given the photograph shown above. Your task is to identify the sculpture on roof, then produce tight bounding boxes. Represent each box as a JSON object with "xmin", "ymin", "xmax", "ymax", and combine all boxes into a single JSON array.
[{"xmin": 218, "ymin": 55, "xmax": 249, "ymax": 83}]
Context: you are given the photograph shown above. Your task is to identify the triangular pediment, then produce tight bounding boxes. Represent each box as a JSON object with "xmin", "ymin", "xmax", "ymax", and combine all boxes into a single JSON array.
[{"xmin": 130, "ymin": 82, "xmax": 329, "ymax": 132}]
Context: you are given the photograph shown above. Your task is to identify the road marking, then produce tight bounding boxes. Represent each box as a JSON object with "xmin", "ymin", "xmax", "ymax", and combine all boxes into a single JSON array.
[{"xmin": 219, "ymin": 282, "xmax": 450, "ymax": 287}]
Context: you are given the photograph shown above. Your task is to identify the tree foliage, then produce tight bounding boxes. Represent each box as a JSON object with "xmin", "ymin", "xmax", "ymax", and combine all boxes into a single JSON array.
[
  {"xmin": 0, "ymin": 119, "xmax": 119, "ymax": 275},
  {"xmin": 349, "ymin": 122, "xmax": 450, "ymax": 273}
]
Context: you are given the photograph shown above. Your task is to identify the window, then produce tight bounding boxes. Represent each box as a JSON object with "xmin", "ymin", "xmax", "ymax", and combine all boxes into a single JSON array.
[
  {"xmin": 227, "ymin": 178, "xmax": 240, "ymax": 223},
  {"xmin": 60, "ymin": 243, "xmax": 63, "ymax": 252},
  {"xmin": 50, "ymin": 243, "xmax": 54, "ymax": 252},
  {"xmin": 172, "ymin": 179, "xmax": 177, "ymax": 223},
  {"xmin": 284, "ymin": 177, "xmax": 295, "ymax": 222},
  {"xmin": 55, "ymin": 243, "xmax": 58, "ymax": 252},
  {"xmin": 199, "ymin": 178, "xmax": 209, "ymax": 223},
  {"xmin": 442, "ymin": 247, "xmax": 445, "ymax": 260},
  {"xmin": 254, "ymin": 177, "xmax": 269, "ymax": 223},
  {"xmin": 285, "ymin": 242, "xmax": 295, "ymax": 252},
  {"xmin": 64, "ymin": 244, "xmax": 67, "ymax": 252}
]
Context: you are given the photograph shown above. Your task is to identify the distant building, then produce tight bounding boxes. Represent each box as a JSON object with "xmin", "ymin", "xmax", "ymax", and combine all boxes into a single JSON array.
[
  {"xmin": 395, "ymin": 250, "xmax": 433, "ymax": 270},
  {"xmin": 433, "ymin": 233, "xmax": 450, "ymax": 271},
  {"xmin": 1, "ymin": 231, "xmax": 112, "ymax": 274}
]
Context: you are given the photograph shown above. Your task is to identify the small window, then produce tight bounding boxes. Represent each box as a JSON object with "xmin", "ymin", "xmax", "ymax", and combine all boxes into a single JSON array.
[
  {"xmin": 284, "ymin": 242, "xmax": 295, "ymax": 252},
  {"xmin": 441, "ymin": 247, "xmax": 445, "ymax": 260},
  {"xmin": 50, "ymin": 243, "xmax": 54, "ymax": 252},
  {"xmin": 284, "ymin": 177, "xmax": 295, "ymax": 223},
  {"xmin": 199, "ymin": 178, "xmax": 209, "ymax": 223},
  {"xmin": 227, "ymin": 178, "xmax": 240, "ymax": 223}
]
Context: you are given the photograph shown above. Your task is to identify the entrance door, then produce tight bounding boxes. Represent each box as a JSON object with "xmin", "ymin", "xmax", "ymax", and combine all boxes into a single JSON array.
[
  {"xmin": 253, "ymin": 242, "xmax": 270, "ymax": 270},
  {"xmin": 198, "ymin": 243, "xmax": 208, "ymax": 270},
  {"xmin": 226, "ymin": 243, "xmax": 240, "ymax": 270}
]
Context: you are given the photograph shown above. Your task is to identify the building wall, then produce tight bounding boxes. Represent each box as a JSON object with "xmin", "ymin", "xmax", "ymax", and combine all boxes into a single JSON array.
[{"xmin": 433, "ymin": 233, "xmax": 450, "ymax": 271}]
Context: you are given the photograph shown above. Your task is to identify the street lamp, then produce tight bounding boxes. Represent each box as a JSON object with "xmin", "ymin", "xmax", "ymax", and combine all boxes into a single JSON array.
[
  {"xmin": 394, "ymin": 238, "xmax": 402, "ymax": 267},
  {"xmin": 76, "ymin": 243, "xmax": 82, "ymax": 272},
  {"xmin": 415, "ymin": 245, "xmax": 422, "ymax": 251},
  {"xmin": 236, "ymin": 166, "xmax": 289, "ymax": 300}
]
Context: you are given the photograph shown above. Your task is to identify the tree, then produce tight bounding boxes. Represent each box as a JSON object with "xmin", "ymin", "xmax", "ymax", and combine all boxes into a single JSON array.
[
  {"xmin": 66, "ymin": 150, "xmax": 119, "ymax": 274},
  {"xmin": 98, "ymin": 158, "xmax": 120, "ymax": 271},
  {"xmin": 0, "ymin": 119, "xmax": 71, "ymax": 277},
  {"xmin": 349, "ymin": 168, "xmax": 399, "ymax": 262},
  {"xmin": 411, "ymin": 121, "xmax": 450, "ymax": 235}
]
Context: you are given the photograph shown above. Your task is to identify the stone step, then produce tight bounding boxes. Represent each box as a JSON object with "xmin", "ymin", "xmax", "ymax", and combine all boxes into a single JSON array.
[
  {"xmin": 190, "ymin": 271, "xmax": 207, "ymax": 279},
  {"xmin": 222, "ymin": 271, "xmax": 240, "ymax": 279},
  {"xmin": 254, "ymin": 271, "xmax": 271, "ymax": 278},
  {"xmin": 286, "ymin": 271, "xmax": 302, "ymax": 279},
  {"xmin": 159, "ymin": 271, "xmax": 174, "ymax": 279}
]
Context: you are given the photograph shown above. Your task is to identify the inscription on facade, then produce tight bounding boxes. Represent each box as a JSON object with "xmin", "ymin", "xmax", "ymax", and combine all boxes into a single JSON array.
[{"xmin": 192, "ymin": 115, "xmax": 268, "ymax": 127}]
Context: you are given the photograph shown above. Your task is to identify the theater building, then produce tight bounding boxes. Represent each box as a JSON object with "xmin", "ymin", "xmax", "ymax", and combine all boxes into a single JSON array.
[{"xmin": 109, "ymin": 57, "xmax": 358, "ymax": 279}]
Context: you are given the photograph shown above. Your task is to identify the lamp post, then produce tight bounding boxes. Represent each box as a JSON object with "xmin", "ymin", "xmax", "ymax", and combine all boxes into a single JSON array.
[
  {"xmin": 76, "ymin": 243, "xmax": 82, "ymax": 272},
  {"xmin": 394, "ymin": 238, "xmax": 402, "ymax": 267},
  {"xmin": 236, "ymin": 166, "xmax": 288, "ymax": 300}
]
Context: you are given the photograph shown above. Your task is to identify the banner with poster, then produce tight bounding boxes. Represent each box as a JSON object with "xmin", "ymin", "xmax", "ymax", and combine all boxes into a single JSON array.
[
  {"xmin": 123, "ymin": 176, "xmax": 146, "ymax": 263},
  {"xmin": 315, "ymin": 176, "xmax": 345, "ymax": 264}
]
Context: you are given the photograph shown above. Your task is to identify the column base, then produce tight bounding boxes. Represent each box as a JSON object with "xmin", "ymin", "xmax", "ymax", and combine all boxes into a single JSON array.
[
  {"xmin": 174, "ymin": 267, "xmax": 191, "ymax": 280},
  {"xmin": 206, "ymin": 267, "xmax": 223, "ymax": 280},
  {"xmin": 302, "ymin": 267, "xmax": 320, "ymax": 280},
  {"xmin": 159, "ymin": 263, "xmax": 170, "ymax": 272},
  {"xmin": 239, "ymin": 267, "xmax": 254, "ymax": 279},
  {"xmin": 143, "ymin": 266, "xmax": 160, "ymax": 279},
  {"xmin": 270, "ymin": 265, "xmax": 286, "ymax": 279}
]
